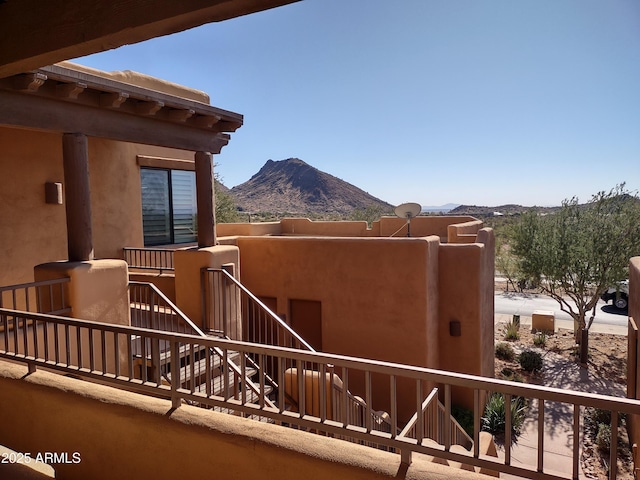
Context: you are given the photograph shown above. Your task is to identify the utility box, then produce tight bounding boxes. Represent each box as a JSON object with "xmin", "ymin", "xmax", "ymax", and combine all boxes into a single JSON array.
[{"xmin": 532, "ymin": 310, "xmax": 555, "ymax": 333}]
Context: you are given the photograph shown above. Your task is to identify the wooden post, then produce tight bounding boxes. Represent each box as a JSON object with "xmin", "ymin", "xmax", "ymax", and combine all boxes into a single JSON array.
[
  {"xmin": 195, "ymin": 151, "xmax": 216, "ymax": 248},
  {"xmin": 62, "ymin": 133, "xmax": 94, "ymax": 261}
]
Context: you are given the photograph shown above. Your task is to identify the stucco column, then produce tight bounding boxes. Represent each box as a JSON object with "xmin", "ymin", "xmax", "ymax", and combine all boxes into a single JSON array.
[
  {"xmin": 195, "ymin": 151, "xmax": 216, "ymax": 248},
  {"xmin": 62, "ymin": 132, "xmax": 94, "ymax": 261}
]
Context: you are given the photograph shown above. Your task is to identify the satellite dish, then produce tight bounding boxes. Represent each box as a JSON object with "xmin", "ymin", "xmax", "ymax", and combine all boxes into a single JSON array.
[{"xmin": 394, "ymin": 202, "xmax": 422, "ymax": 237}]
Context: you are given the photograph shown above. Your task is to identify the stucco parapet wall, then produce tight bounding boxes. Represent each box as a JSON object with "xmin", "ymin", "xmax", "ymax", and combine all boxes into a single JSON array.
[
  {"xmin": 34, "ymin": 260, "xmax": 129, "ymax": 326},
  {"xmin": 0, "ymin": 360, "xmax": 487, "ymax": 480},
  {"xmin": 217, "ymin": 221, "xmax": 283, "ymax": 237},
  {"xmin": 217, "ymin": 216, "xmax": 481, "ymax": 240},
  {"xmin": 58, "ymin": 61, "xmax": 210, "ymax": 103},
  {"xmin": 447, "ymin": 220, "xmax": 484, "ymax": 244}
]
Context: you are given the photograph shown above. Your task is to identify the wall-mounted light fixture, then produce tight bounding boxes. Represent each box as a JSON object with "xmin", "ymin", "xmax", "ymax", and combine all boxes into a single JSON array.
[
  {"xmin": 45, "ymin": 182, "xmax": 63, "ymax": 204},
  {"xmin": 449, "ymin": 320, "xmax": 461, "ymax": 337}
]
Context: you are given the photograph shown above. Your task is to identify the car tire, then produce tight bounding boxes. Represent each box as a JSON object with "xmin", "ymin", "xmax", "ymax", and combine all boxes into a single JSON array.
[{"xmin": 614, "ymin": 295, "xmax": 628, "ymax": 310}]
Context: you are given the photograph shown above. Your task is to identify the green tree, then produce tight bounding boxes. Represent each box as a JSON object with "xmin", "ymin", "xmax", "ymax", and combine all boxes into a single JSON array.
[
  {"xmin": 495, "ymin": 234, "xmax": 521, "ymax": 292},
  {"xmin": 510, "ymin": 185, "xmax": 640, "ymax": 360},
  {"xmin": 214, "ymin": 175, "xmax": 239, "ymax": 224},
  {"xmin": 349, "ymin": 205, "xmax": 389, "ymax": 227}
]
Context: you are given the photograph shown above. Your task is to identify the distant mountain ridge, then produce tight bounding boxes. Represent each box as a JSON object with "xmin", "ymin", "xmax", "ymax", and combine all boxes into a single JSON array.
[
  {"xmin": 229, "ymin": 158, "xmax": 393, "ymax": 215},
  {"xmin": 449, "ymin": 204, "xmax": 560, "ymax": 216},
  {"xmin": 422, "ymin": 203, "xmax": 460, "ymax": 213}
]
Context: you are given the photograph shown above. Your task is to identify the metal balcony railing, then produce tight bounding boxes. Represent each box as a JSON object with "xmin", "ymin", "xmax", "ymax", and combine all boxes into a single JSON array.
[
  {"xmin": 1, "ymin": 308, "xmax": 638, "ymax": 479},
  {"xmin": 201, "ymin": 268, "xmax": 395, "ymax": 438},
  {"xmin": 123, "ymin": 247, "xmax": 175, "ymax": 272},
  {"xmin": 0, "ymin": 278, "xmax": 70, "ymax": 316},
  {"xmin": 400, "ymin": 387, "xmax": 473, "ymax": 452}
]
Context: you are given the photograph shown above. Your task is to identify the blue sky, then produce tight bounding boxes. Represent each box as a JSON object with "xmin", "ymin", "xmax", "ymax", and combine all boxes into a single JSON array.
[{"xmin": 76, "ymin": 0, "xmax": 640, "ymax": 207}]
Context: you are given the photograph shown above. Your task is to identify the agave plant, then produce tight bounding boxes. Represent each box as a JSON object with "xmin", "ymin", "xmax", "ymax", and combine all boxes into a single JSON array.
[{"xmin": 482, "ymin": 393, "xmax": 527, "ymax": 436}]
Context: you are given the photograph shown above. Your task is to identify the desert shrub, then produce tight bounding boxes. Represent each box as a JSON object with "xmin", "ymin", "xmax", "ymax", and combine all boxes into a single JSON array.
[
  {"xmin": 495, "ymin": 342, "xmax": 515, "ymax": 361},
  {"xmin": 451, "ymin": 405, "xmax": 474, "ymax": 438},
  {"xmin": 533, "ymin": 332, "xmax": 547, "ymax": 347},
  {"xmin": 590, "ymin": 408, "xmax": 611, "ymax": 426},
  {"xmin": 503, "ymin": 319, "xmax": 520, "ymax": 341},
  {"xmin": 500, "ymin": 367, "xmax": 524, "ymax": 383},
  {"xmin": 519, "ymin": 349, "xmax": 543, "ymax": 372},
  {"xmin": 596, "ymin": 424, "xmax": 611, "ymax": 453},
  {"xmin": 481, "ymin": 393, "xmax": 526, "ymax": 435}
]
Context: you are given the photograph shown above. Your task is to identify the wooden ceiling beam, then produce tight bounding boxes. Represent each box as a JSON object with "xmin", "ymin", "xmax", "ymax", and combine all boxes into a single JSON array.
[
  {"xmin": 0, "ymin": 89, "xmax": 230, "ymax": 153},
  {"xmin": 0, "ymin": 0, "xmax": 301, "ymax": 79}
]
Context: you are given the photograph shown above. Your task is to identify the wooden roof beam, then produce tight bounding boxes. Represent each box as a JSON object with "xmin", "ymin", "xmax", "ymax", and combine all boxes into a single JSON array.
[
  {"xmin": 56, "ymin": 82, "xmax": 87, "ymax": 99},
  {"xmin": 13, "ymin": 73, "xmax": 47, "ymax": 92},
  {"xmin": 136, "ymin": 100, "xmax": 165, "ymax": 116},
  {"xmin": 99, "ymin": 92, "xmax": 129, "ymax": 108},
  {"xmin": 0, "ymin": 0, "xmax": 301, "ymax": 79}
]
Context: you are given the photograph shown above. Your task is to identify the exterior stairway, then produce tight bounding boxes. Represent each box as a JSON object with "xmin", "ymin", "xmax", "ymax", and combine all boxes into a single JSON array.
[{"xmin": 129, "ymin": 282, "xmax": 275, "ymax": 412}]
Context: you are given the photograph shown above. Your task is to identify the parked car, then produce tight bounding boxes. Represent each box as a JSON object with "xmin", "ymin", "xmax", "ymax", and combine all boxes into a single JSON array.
[{"xmin": 600, "ymin": 281, "xmax": 629, "ymax": 310}]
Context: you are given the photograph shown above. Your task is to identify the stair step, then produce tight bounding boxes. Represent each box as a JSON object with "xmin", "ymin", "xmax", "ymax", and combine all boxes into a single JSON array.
[
  {"xmin": 171, "ymin": 368, "xmax": 270, "ymax": 399},
  {"xmin": 131, "ymin": 336, "xmax": 241, "ymax": 368}
]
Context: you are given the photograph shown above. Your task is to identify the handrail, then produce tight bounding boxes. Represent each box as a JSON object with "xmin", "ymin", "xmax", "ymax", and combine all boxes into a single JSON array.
[
  {"xmin": 0, "ymin": 278, "xmax": 70, "ymax": 316},
  {"xmin": 129, "ymin": 281, "xmax": 204, "ymax": 336},
  {"xmin": 1, "ymin": 307, "xmax": 638, "ymax": 479},
  {"xmin": 399, "ymin": 387, "xmax": 440, "ymax": 438},
  {"xmin": 123, "ymin": 247, "xmax": 175, "ymax": 272},
  {"xmin": 399, "ymin": 388, "xmax": 472, "ymax": 451},
  {"xmin": 128, "ymin": 281, "xmax": 275, "ymax": 410},
  {"xmin": 203, "ymin": 268, "xmax": 394, "ymax": 435},
  {"xmin": 202, "ymin": 268, "xmax": 313, "ymax": 350}
]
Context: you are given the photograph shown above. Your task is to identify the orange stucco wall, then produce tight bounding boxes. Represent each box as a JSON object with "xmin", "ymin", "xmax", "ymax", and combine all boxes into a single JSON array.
[
  {"xmin": 216, "ymin": 216, "xmax": 480, "ymax": 241},
  {"xmin": 0, "ymin": 125, "xmax": 196, "ymax": 286},
  {"xmin": 0, "ymin": 128, "xmax": 67, "ymax": 285},
  {"xmin": 237, "ymin": 236, "xmax": 439, "ymax": 364},
  {"xmin": 437, "ymin": 228, "xmax": 495, "ymax": 410},
  {"xmin": 236, "ymin": 235, "xmax": 441, "ymax": 419}
]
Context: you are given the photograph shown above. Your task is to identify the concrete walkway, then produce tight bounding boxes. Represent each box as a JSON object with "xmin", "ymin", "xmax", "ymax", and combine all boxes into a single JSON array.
[{"xmin": 494, "ymin": 313, "xmax": 627, "ymax": 479}]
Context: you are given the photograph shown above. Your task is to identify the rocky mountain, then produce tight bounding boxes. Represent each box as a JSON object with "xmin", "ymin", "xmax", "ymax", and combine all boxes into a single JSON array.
[
  {"xmin": 229, "ymin": 158, "xmax": 393, "ymax": 215},
  {"xmin": 449, "ymin": 204, "xmax": 560, "ymax": 216}
]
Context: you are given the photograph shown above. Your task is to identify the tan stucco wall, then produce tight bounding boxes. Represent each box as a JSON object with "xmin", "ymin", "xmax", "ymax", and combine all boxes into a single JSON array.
[
  {"xmin": 223, "ymin": 216, "xmax": 480, "ymax": 241},
  {"xmin": 0, "ymin": 361, "xmax": 487, "ymax": 480},
  {"xmin": 447, "ymin": 220, "xmax": 483, "ymax": 244},
  {"xmin": 0, "ymin": 128, "xmax": 67, "ymax": 285},
  {"xmin": 280, "ymin": 218, "xmax": 373, "ymax": 236},
  {"xmin": 34, "ymin": 260, "xmax": 129, "ymax": 325},
  {"xmin": 217, "ymin": 221, "xmax": 282, "ymax": 237},
  {"xmin": 89, "ymin": 139, "xmax": 196, "ymax": 260},
  {"xmin": 0, "ymin": 125, "xmax": 196, "ymax": 286},
  {"xmin": 174, "ymin": 245, "xmax": 241, "ymax": 332},
  {"xmin": 437, "ymin": 228, "xmax": 495, "ymax": 410},
  {"xmin": 236, "ymin": 235, "xmax": 440, "ymax": 420},
  {"xmin": 376, "ymin": 216, "xmax": 479, "ymax": 240}
]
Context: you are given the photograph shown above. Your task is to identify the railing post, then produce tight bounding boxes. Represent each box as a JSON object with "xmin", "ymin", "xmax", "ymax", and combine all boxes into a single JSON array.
[
  {"xmin": 151, "ymin": 337, "xmax": 161, "ymax": 384},
  {"xmin": 200, "ymin": 268, "xmax": 207, "ymax": 333},
  {"xmin": 170, "ymin": 340, "xmax": 181, "ymax": 409}
]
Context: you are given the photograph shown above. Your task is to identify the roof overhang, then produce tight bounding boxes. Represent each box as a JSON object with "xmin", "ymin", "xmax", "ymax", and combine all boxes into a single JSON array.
[
  {"xmin": 0, "ymin": 64, "xmax": 243, "ymax": 153},
  {"xmin": 0, "ymin": 0, "xmax": 301, "ymax": 79}
]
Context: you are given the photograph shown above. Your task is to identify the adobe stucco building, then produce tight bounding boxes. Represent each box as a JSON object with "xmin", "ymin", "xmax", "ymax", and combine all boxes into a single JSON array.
[
  {"xmin": 0, "ymin": 53, "xmax": 496, "ymax": 480},
  {"xmin": 0, "ymin": 57, "xmax": 495, "ymax": 409},
  {"xmin": 2, "ymin": 1, "xmax": 639, "ymax": 479},
  {"xmin": 0, "ymin": 1, "xmax": 497, "ymax": 471}
]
